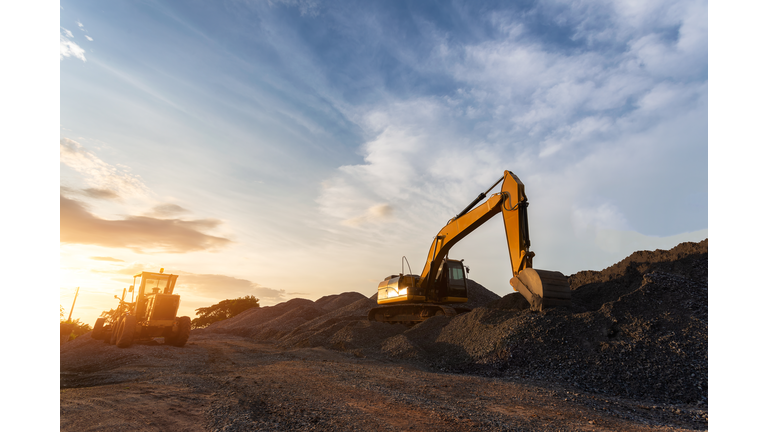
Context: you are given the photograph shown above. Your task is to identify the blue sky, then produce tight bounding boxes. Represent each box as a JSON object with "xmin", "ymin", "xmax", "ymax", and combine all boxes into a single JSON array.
[{"xmin": 58, "ymin": 0, "xmax": 708, "ymax": 325}]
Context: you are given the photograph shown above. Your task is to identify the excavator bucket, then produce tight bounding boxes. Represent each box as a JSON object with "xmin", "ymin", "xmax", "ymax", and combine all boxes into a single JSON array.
[{"xmin": 510, "ymin": 268, "xmax": 571, "ymax": 312}]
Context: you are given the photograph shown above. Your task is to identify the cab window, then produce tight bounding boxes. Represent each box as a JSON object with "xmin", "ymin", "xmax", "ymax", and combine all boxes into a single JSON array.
[
  {"xmin": 449, "ymin": 265, "xmax": 465, "ymax": 282},
  {"xmin": 143, "ymin": 276, "xmax": 171, "ymax": 294}
]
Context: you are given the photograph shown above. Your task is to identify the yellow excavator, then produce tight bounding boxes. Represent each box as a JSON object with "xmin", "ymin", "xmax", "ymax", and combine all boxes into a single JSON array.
[{"xmin": 368, "ymin": 170, "xmax": 571, "ymax": 324}]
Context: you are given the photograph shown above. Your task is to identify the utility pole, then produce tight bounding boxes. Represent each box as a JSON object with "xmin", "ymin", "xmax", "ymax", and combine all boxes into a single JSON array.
[
  {"xmin": 67, "ymin": 287, "xmax": 80, "ymax": 322},
  {"xmin": 61, "ymin": 287, "xmax": 80, "ymax": 345}
]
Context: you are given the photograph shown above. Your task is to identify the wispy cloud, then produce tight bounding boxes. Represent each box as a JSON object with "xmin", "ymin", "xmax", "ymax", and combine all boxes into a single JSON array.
[
  {"xmin": 270, "ymin": 0, "xmax": 321, "ymax": 17},
  {"xmin": 147, "ymin": 204, "xmax": 190, "ymax": 218},
  {"xmin": 61, "ymin": 196, "xmax": 232, "ymax": 253},
  {"xmin": 81, "ymin": 188, "xmax": 120, "ymax": 200},
  {"xmin": 60, "ymin": 27, "xmax": 86, "ymax": 62},
  {"xmin": 90, "ymin": 256, "xmax": 125, "ymax": 262},
  {"xmin": 341, "ymin": 203, "xmax": 394, "ymax": 227},
  {"xmin": 176, "ymin": 273, "xmax": 287, "ymax": 301},
  {"xmin": 91, "ymin": 262, "xmax": 152, "ymax": 275},
  {"xmin": 60, "ymin": 138, "xmax": 151, "ymax": 199},
  {"xmin": 85, "ymin": 35, "xmax": 93, "ymax": 42}
]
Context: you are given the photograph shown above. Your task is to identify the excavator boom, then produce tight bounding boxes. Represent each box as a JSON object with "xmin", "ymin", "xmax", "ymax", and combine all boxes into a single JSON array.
[{"xmin": 418, "ymin": 171, "xmax": 534, "ymax": 291}]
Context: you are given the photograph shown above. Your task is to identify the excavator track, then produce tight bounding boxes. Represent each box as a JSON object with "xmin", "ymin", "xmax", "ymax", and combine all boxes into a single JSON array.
[
  {"xmin": 510, "ymin": 268, "xmax": 571, "ymax": 312},
  {"xmin": 368, "ymin": 304, "xmax": 458, "ymax": 325}
]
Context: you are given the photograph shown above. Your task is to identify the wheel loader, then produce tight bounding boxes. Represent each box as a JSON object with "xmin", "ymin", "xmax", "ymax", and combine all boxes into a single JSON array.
[
  {"xmin": 369, "ymin": 170, "xmax": 571, "ymax": 325},
  {"xmin": 91, "ymin": 269, "xmax": 191, "ymax": 348}
]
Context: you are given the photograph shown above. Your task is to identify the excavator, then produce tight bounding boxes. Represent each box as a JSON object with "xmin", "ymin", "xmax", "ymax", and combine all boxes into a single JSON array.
[{"xmin": 368, "ymin": 170, "xmax": 571, "ymax": 325}]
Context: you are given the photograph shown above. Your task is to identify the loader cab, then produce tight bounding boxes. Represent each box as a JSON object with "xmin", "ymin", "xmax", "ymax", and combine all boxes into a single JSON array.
[
  {"xmin": 435, "ymin": 259, "xmax": 469, "ymax": 303},
  {"xmin": 132, "ymin": 270, "xmax": 180, "ymax": 322}
]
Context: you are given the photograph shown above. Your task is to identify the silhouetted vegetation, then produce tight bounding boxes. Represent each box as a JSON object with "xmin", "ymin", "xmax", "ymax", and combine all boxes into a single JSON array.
[
  {"xmin": 60, "ymin": 305, "xmax": 92, "ymax": 341},
  {"xmin": 192, "ymin": 295, "xmax": 260, "ymax": 329}
]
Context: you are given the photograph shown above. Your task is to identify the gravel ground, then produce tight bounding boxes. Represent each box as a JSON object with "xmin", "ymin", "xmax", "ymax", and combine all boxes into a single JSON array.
[{"xmin": 61, "ymin": 334, "xmax": 705, "ymax": 431}]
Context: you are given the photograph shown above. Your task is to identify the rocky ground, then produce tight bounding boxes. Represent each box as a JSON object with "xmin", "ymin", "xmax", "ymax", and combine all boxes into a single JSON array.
[{"xmin": 61, "ymin": 240, "xmax": 708, "ymax": 431}]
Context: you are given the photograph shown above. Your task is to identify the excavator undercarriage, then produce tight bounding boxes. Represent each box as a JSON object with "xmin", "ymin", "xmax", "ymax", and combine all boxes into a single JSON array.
[
  {"xmin": 368, "ymin": 170, "xmax": 571, "ymax": 325},
  {"xmin": 367, "ymin": 303, "xmax": 460, "ymax": 326}
]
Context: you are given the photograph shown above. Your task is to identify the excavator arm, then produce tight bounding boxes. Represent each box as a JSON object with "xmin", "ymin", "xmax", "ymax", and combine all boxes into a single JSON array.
[{"xmin": 418, "ymin": 171, "xmax": 533, "ymax": 289}]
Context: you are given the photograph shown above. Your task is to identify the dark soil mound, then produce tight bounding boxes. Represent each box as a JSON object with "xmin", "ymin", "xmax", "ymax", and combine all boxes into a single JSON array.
[
  {"xmin": 568, "ymin": 239, "xmax": 708, "ymax": 311},
  {"xmin": 486, "ymin": 292, "xmax": 530, "ymax": 311},
  {"xmin": 411, "ymin": 240, "xmax": 708, "ymax": 405}
]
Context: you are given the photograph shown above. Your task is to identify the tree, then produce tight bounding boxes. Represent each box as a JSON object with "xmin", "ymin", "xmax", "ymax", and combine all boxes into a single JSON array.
[{"xmin": 192, "ymin": 295, "xmax": 260, "ymax": 329}]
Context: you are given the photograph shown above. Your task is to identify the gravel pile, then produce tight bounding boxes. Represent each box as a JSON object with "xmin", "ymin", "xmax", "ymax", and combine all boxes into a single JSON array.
[
  {"xmin": 200, "ymin": 281, "xmax": 502, "ymax": 355},
  {"xmin": 203, "ymin": 293, "xmax": 366, "ymax": 340},
  {"xmin": 402, "ymin": 240, "xmax": 708, "ymax": 406}
]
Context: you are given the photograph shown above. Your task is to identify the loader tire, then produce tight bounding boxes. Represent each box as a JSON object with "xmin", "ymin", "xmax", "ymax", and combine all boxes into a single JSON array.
[
  {"xmin": 92, "ymin": 318, "xmax": 105, "ymax": 340},
  {"xmin": 116, "ymin": 315, "xmax": 136, "ymax": 348},
  {"xmin": 167, "ymin": 316, "xmax": 191, "ymax": 347}
]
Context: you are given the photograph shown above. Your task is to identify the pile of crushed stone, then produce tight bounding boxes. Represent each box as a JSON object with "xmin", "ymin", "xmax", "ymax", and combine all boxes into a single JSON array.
[
  {"xmin": 199, "ymin": 240, "xmax": 707, "ymax": 406},
  {"xmin": 442, "ymin": 240, "xmax": 709, "ymax": 406},
  {"xmin": 201, "ymin": 279, "xmax": 500, "ymax": 350}
]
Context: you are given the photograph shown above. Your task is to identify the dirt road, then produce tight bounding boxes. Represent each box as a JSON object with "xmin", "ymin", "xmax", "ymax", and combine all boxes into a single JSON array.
[{"xmin": 61, "ymin": 333, "xmax": 706, "ymax": 431}]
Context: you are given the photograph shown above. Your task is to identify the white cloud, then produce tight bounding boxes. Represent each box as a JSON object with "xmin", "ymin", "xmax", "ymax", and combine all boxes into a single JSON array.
[
  {"xmin": 60, "ymin": 138, "xmax": 151, "ymax": 199},
  {"xmin": 60, "ymin": 27, "xmax": 86, "ymax": 62},
  {"xmin": 85, "ymin": 35, "xmax": 93, "ymax": 42}
]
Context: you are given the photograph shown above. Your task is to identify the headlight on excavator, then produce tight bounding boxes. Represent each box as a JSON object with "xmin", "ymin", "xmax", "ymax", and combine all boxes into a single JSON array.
[{"xmin": 387, "ymin": 287, "xmax": 407, "ymax": 298}]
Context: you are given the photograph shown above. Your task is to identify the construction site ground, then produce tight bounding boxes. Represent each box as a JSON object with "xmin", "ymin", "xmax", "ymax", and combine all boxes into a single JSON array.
[{"xmin": 61, "ymin": 240, "xmax": 707, "ymax": 431}]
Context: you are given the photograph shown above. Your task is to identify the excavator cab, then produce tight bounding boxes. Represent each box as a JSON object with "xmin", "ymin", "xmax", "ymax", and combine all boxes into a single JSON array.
[{"xmin": 434, "ymin": 259, "xmax": 468, "ymax": 303}]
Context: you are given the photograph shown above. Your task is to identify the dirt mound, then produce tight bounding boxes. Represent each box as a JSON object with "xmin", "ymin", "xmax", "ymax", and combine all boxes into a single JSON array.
[
  {"xmin": 202, "ymin": 294, "xmax": 368, "ymax": 340},
  {"xmin": 200, "ymin": 278, "xmax": 500, "ymax": 352},
  {"xmin": 486, "ymin": 292, "xmax": 530, "ymax": 310},
  {"xmin": 314, "ymin": 292, "xmax": 368, "ymax": 311},
  {"xmin": 568, "ymin": 239, "xmax": 708, "ymax": 311}
]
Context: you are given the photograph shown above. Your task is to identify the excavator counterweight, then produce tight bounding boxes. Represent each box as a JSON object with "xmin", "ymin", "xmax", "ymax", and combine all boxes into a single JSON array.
[{"xmin": 369, "ymin": 170, "xmax": 570, "ymax": 325}]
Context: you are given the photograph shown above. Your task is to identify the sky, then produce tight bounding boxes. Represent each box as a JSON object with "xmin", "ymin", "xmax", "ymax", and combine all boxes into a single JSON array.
[{"xmin": 58, "ymin": 0, "xmax": 708, "ymax": 328}]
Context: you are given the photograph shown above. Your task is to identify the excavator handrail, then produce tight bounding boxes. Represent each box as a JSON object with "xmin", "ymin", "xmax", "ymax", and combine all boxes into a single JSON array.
[{"xmin": 417, "ymin": 170, "xmax": 533, "ymax": 291}]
